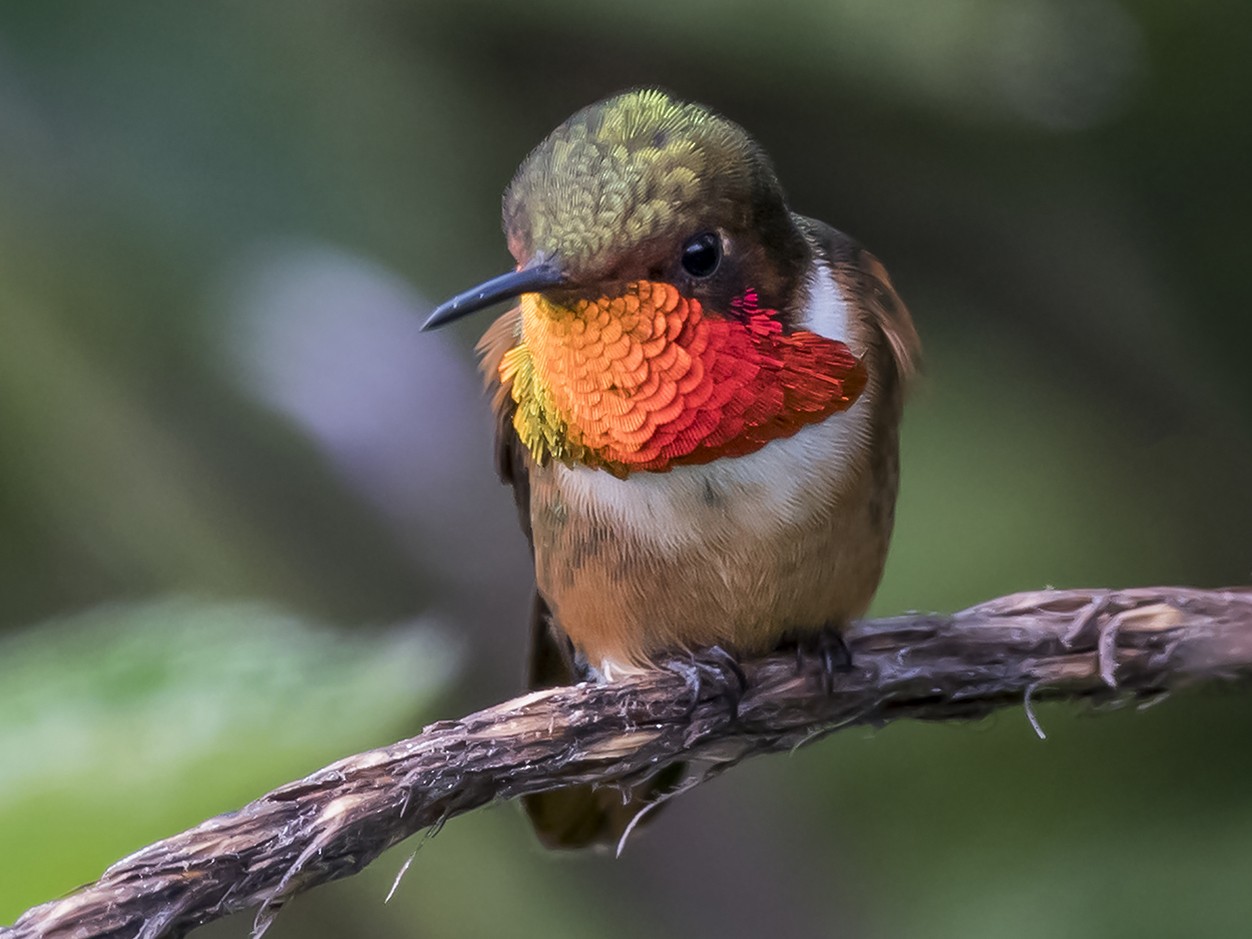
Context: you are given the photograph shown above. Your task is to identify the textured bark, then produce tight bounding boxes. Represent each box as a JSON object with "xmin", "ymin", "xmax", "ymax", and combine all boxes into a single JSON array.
[{"xmin": 5, "ymin": 586, "xmax": 1250, "ymax": 939}]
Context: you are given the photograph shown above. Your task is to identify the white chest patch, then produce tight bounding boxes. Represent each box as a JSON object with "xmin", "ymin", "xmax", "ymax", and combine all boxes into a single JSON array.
[
  {"xmin": 550, "ymin": 263, "xmax": 871, "ymax": 551},
  {"xmin": 801, "ymin": 259, "xmax": 852, "ymax": 341}
]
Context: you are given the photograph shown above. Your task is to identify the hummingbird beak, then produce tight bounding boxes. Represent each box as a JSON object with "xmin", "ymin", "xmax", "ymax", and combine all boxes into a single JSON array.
[{"xmin": 421, "ymin": 260, "xmax": 567, "ymax": 330}]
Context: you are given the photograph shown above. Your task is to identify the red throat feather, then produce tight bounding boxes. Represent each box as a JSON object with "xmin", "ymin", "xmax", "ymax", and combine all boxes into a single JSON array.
[{"xmin": 500, "ymin": 280, "xmax": 867, "ymax": 475}]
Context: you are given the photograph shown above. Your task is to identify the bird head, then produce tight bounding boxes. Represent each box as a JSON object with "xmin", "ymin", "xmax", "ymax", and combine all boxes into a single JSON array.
[{"xmin": 426, "ymin": 90, "xmax": 867, "ymax": 475}]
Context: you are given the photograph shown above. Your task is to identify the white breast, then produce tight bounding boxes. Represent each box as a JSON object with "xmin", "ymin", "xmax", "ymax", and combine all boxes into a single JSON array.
[{"xmin": 800, "ymin": 258, "xmax": 851, "ymax": 341}]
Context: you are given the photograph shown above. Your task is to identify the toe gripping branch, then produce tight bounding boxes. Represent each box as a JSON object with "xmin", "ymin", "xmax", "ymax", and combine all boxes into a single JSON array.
[
  {"xmin": 792, "ymin": 628, "xmax": 855, "ymax": 695},
  {"xmin": 662, "ymin": 627, "xmax": 854, "ymax": 721},
  {"xmin": 661, "ymin": 645, "xmax": 749, "ymax": 720}
]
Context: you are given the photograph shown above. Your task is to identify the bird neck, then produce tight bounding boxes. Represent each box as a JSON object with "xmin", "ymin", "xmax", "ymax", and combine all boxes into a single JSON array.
[{"xmin": 498, "ymin": 280, "xmax": 867, "ymax": 476}]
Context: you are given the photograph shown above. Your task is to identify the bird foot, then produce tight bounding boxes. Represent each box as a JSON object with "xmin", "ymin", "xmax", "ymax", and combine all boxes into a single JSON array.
[
  {"xmin": 791, "ymin": 628, "xmax": 853, "ymax": 694},
  {"xmin": 660, "ymin": 645, "xmax": 747, "ymax": 721}
]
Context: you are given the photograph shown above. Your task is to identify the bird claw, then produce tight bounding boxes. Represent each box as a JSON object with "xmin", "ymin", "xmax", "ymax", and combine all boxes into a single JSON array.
[
  {"xmin": 661, "ymin": 645, "xmax": 747, "ymax": 721},
  {"xmin": 792, "ymin": 628, "xmax": 853, "ymax": 694}
]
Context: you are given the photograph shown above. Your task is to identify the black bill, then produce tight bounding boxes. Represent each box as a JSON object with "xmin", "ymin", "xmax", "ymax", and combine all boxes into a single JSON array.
[{"xmin": 421, "ymin": 261, "xmax": 566, "ymax": 330}]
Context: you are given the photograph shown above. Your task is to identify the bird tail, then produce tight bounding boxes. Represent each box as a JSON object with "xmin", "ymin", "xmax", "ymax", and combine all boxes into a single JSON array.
[{"xmin": 523, "ymin": 593, "xmax": 681, "ymax": 851}]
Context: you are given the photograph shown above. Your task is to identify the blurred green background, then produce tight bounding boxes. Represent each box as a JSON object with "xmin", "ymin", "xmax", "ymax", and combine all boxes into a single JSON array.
[{"xmin": 2, "ymin": 2, "xmax": 1250, "ymax": 937}]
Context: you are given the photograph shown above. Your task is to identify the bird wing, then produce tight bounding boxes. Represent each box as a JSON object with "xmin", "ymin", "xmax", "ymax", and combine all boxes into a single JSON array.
[
  {"xmin": 477, "ymin": 308, "xmax": 576, "ymax": 685},
  {"xmin": 799, "ymin": 217, "xmax": 922, "ymax": 395}
]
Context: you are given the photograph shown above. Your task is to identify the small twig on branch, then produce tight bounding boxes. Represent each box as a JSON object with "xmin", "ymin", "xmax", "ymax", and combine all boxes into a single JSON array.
[{"xmin": 5, "ymin": 586, "xmax": 1251, "ymax": 939}]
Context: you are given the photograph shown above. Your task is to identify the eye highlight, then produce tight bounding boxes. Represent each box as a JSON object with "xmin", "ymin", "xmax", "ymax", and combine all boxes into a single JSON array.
[{"xmin": 681, "ymin": 232, "xmax": 722, "ymax": 278}]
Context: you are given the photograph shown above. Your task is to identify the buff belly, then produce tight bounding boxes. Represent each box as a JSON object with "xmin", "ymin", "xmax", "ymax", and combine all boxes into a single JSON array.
[{"xmin": 527, "ymin": 400, "xmax": 897, "ymax": 676}]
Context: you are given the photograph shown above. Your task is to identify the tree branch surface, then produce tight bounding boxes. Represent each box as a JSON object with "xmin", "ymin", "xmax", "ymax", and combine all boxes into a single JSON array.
[{"xmin": 6, "ymin": 586, "xmax": 1251, "ymax": 939}]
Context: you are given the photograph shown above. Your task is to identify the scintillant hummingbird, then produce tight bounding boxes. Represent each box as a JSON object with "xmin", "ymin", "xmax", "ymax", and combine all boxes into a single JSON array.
[{"xmin": 424, "ymin": 89, "xmax": 920, "ymax": 849}]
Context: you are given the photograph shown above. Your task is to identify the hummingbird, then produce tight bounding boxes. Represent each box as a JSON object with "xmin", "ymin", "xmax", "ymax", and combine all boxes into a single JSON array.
[{"xmin": 423, "ymin": 89, "xmax": 920, "ymax": 849}]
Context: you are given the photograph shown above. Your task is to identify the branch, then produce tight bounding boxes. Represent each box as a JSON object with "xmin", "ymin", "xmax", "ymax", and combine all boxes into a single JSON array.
[{"xmin": 6, "ymin": 586, "xmax": 1251, "ymax": 939}]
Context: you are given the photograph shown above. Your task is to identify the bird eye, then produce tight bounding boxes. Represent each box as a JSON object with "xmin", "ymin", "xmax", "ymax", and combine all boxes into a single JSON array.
[{"xmin": 681, "ymin": 232, "xmax": 722, "ymax": 278}]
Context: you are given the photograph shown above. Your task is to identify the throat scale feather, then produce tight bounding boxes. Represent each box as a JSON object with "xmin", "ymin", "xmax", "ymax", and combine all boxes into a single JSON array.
[{"xmin": 498, "ymin": 280, "xmax": 867, "ymax": 476}]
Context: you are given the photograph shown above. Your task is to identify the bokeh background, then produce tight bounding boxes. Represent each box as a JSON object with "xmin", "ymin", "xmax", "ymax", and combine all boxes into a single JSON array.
[{"xmin": 2, "ymin": 2, "xmax": 1250, "ymax": 937}]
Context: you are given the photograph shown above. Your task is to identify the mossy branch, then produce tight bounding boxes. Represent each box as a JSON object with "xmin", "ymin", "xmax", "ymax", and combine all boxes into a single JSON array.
[{"xmin": 5, "ymin": 586, "xmax": 1251, "ymax": 939}]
